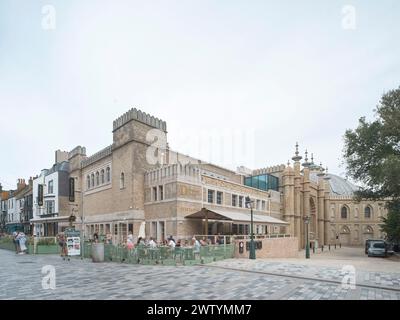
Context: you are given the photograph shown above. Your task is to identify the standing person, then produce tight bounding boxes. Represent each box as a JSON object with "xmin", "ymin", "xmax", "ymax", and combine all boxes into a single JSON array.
[
  {"xmin": 168, "ymin": 236, "xmax": 176, "ymax": 249},
  {"xmin": 93, "ymin": 232, "xmax": 99, "ymax": 243},
  {"xmin": 17, "ymin": 232, "xmax": 27, "ymax": 254},
  {"xmin": 148, "ymin": 237, "xmax": 157, "ymax": 248},
  {"xmin": 57, "ymin": 233, "xmax": 68, "ymax": 260},
  {"xmin": 126, "ymin": 234, "xmax": 134, "ymax": 250},
  {"xmin": 192, "ymin": 237, "xmax": 201, "ymax": 259},
  {"xmin": 13, "ymin": 231, "xmax": 20, "ymax": 254},
  {"xmin": 137, "ymin": 237, "xmax": 145, "ymax": 246}
]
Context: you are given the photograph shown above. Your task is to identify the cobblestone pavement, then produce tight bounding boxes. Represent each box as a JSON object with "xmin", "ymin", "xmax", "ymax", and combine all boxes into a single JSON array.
[{"xmin": 0, "ymin": 249, "xmax": 399, "ymax": 300}]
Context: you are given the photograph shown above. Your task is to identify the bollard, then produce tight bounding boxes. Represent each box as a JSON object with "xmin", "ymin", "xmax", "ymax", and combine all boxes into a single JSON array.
[
  {"xmin": 340, "ymin": 243, "xmax": 341, "ymax": 248},
  {"xmin": 313, "ymin": 246, "xmax": 315, "ymax": 254},
  {"xmin": 321, "ymin": 245, "xmax": 324, "ymax": 252},
  {"xmin": 335, "ymin": 244, "xmax": 337, "ymax": 249},
  {"xmin": 329, "ymin": 244, "xmax": 331, "ymax": 251}
]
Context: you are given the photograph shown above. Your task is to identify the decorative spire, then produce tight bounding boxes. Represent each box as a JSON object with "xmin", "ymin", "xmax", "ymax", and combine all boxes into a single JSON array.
[
  {"xmin": 287, "ymin": 160, "xmax": 290, "ymax": 166},
  {"xmin": 323, "ymin": 166, "xmax": 331, "ymax": 180},
  {"xmin": 291, "ymin": 142, "xmax": 302, "ymax": 162},
  {"xmin": 302, "ymin": 149, "xmax": 311, "ymax": 168},
  {"xmin": 317, "ymin": 162, "xmax": 325, "ymax": 177},
  {"xmin": 311, "ymin": 153, "xmax": 314, "ymax": 164}
]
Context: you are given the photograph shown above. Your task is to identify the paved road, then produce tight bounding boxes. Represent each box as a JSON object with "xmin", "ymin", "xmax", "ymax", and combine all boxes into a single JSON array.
[{"xmin": 0, "ymin": 248, "xmax": 399, "ymax": 300}]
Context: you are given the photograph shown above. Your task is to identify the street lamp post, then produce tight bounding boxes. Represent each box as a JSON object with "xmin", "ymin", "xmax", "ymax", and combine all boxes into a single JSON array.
[
  {"xmin": 304, "ymin": 216, "xmax": 310, "ymax": 259},
  {"xmin": 245, "ymin": 196, "xmax": 256, "ymax": 260}
]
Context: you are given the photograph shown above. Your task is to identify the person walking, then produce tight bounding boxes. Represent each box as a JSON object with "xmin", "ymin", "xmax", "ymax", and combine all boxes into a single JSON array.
[
  {"xmin": 13, "ymin": 231, "xmax": 20, "ymax": 254},
  {"xmin": 17, "ymin": 232, "xmax": 27, "ymax": 254},
  {"xmin": 57, "ymin": 233, "xmax": 68, "ymax": 260}
]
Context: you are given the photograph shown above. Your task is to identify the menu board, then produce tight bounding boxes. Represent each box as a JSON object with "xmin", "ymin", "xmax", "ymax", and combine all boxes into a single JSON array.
[{"xmin": 66, "ymin": 237, "xmax": 81, "ymax": 256}]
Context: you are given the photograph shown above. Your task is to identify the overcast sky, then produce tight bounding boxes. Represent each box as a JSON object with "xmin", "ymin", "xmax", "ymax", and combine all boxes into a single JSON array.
[{"xmin": 1, "ymin": 0, "xmax": 399, "ymax": 189}]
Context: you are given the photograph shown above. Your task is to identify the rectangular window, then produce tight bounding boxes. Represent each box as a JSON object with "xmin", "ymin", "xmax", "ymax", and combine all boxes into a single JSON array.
[
  {"xmin": 159, "ymin": 185, "xmax": 164, "ymax": 201},
  {"xmin": 256, "ymin": 200, "xmax": 261, "ymax": 210},
  {"xmin": 48, "ymin": 180, "xmax": 54, "ymax": 194},
  {"xmin": 45, "ymin": 200, "xmax": 55, "ymax": 214},
  {"xmin": 262, "ymin": 200, "xmax": 266, "ymax": 211},
  {"xmin": 216, "ymin": 191, "xmax": 223, "ymax": 205},
  {"xmin": 153, "ymin": 187, "xmax": 158, "ymax": 201},
  {"xmin": 207, "ymin": 190, "xmax": 215, "ymax": 203},
  {"xmin": 232, "ymin": 194, "xmax": 237, "ymax": 207},
  {"xmin": 259, "ymin": 175, "xmax": 267, "ymax": 191},
  {"xmin": 239, "ymin": 196, "xmax": 243, "ymax": 208},
  {"xmin": 232, "ymin": 224, "xmax": 238, "ymax": 234}
]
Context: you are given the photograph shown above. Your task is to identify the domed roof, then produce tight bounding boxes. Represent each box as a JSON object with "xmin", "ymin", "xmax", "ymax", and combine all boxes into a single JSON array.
[{"xmin": 309, "ymin": 172, "xmax": 359, "ymax": 196}]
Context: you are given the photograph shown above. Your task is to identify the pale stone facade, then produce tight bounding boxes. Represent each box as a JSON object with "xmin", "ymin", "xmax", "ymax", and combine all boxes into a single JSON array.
[{"xmin": 62, "ymin": 108, "xmax": 387, "ymax": 248}]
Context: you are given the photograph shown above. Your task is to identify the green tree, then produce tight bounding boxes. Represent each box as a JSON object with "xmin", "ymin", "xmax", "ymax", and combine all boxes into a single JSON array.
[{"xmin": 343, "ymin": 86, "xmax": 400, "ymax": 244}]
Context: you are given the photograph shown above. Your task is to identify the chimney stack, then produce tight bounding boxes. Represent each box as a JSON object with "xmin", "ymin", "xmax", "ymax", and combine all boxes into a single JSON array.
[{"xmin": 17, "ymin": 178, "xmax": 26, "ymax": 191}]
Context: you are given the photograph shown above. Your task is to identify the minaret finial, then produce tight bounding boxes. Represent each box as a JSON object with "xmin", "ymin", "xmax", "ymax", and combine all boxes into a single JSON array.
[
  {"xmin": 311, "ymin": 153, "xmax": 314, "ymax": 164},
  {"xmin": 291, "ymin": 142, "xmax": 302, "ymax": 162},
  {"xmin": 302, "ymin": 149, "xmax": 311, "ymax": 168}
]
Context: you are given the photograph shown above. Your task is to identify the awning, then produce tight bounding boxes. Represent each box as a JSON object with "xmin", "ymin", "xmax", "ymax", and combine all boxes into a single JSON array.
[
  {"xmin": 30, "ymin": 216, "xmax": 71, "ymax": 223},
  {"xmin": 185, "ymin": 208, "xmax": 289, "ymax": 225}
]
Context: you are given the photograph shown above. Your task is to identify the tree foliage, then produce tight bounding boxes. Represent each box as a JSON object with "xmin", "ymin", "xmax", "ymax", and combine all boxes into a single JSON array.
[{"xmin": 343, "ymin": 86, "xmax": 400, "ymax": 243}]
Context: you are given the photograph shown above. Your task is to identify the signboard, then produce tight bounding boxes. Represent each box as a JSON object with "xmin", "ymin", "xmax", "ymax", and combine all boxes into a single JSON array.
[
  {"xmin": 65, "ymin": 228, "xmax": 81, "ymax": 256},
  {"xmin": 38, "ymin": 184, "xmax": 44, "ymax": 207},
  {"xmin": 69, "ymin": 177, "xmax": 75, "ymax": 202},
  {"xmin": 66, "ymin": 237, "xmax": 81, "ymax": 256}
]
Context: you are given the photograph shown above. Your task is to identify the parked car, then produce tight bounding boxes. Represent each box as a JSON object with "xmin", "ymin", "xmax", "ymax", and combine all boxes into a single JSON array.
[
  {"xmin": 365, "ymin": 239, "xmax": 382, "ymax": 254},
  {"xmin": 367, "ymin": 240, "xmax": 387, "ymax": 257}
]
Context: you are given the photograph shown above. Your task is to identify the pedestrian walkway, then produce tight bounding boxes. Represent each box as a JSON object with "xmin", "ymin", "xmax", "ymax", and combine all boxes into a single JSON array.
[{"xmin": 1, "ymin": 248, "xmax": 399, "ymax": 300}]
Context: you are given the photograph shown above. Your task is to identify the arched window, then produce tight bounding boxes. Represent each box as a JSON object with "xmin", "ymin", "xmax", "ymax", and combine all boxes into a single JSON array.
[
  {"xmin": 91, "ymin": 174, "xmax": 94, "ymax": 188},
  {"xmin": 87, "ymin": 175, "xmax": 90, "ymax": 189},
  {"xmin": 106, "ymin": 167, "xmax": 110, "ymax": 182},
  {"xmin": 365, "ymin": 226, "xmax": 373, "ymax": 234},
  {"xmin": 101, "ymin": 169, "xmax": 105, "ymax": 184},
  {"xmin": 96, "ymin": 172, "xmax": 99, "ymax": 186},
  {"xmin": 120, "ymin": 172, "xmax": 125, "ymax": 189},
  {"xmin": 341, "ymin": 206, "xmax": 348, "ymax": 219},
  {"xmin": 341, "ymin": 226, "xmax": 350, "ymax": 234},
  {"xmin": 365, "ymin": 206, "xmax": 372, "ymax": 219}
]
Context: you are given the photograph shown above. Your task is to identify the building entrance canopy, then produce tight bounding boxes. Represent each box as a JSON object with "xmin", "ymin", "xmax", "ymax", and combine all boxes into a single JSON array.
[{"xmin": 185, "ymin": 207, "xmax": 289, "ymax": 225}]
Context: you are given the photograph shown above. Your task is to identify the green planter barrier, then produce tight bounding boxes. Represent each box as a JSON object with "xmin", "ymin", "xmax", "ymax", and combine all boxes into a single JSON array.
[
  {"xmin": 0, "ymin": 242, "xmax": 16, "ymax": 251},
  {"xmin": 27, "ymin": 244, "xmax": 34, "ymax": 254},
  {"xmin": 162, "ymin": 259, "xmax": 177, "ymax": 266},
  {"xmin": 36, "ymin": 245, "xmax": 59, "ymax": 254},
  {"xmin": 183, "ymin": 259, "xmax": 198, "ymax": 266},
  {"xmin": 201, "ymin": 257, "xmax": 214, "ymax": 264}
]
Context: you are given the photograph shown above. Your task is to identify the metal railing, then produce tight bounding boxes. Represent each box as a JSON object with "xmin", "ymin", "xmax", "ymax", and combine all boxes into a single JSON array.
[
  {"xmin": 82, "ymin": 241, "xmax": 235, "ymax": 265},
  {"xmin": 233, "ymin": 234, "xmax": 291, "ymax": 240}
]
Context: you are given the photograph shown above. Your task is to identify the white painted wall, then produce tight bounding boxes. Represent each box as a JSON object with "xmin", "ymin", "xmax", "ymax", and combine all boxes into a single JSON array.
[{"xmin": 7, "ymin": 196, "xmax": 17, "ymax": 223}]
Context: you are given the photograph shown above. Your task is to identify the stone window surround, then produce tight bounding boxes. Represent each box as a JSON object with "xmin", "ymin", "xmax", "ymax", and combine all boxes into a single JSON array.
[{"xmin": 84, "ymin": 162, "xmax": 112, "ymax": 191}]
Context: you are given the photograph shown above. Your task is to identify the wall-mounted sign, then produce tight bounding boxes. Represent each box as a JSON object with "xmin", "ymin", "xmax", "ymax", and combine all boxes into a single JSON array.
[
  {"xmin": 69, "ymin": 177, "xmax": 75, "ymax": 202},
  {"xmin": 38, "ymin": 184, "xmax": 43, "ymax": 207}
]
